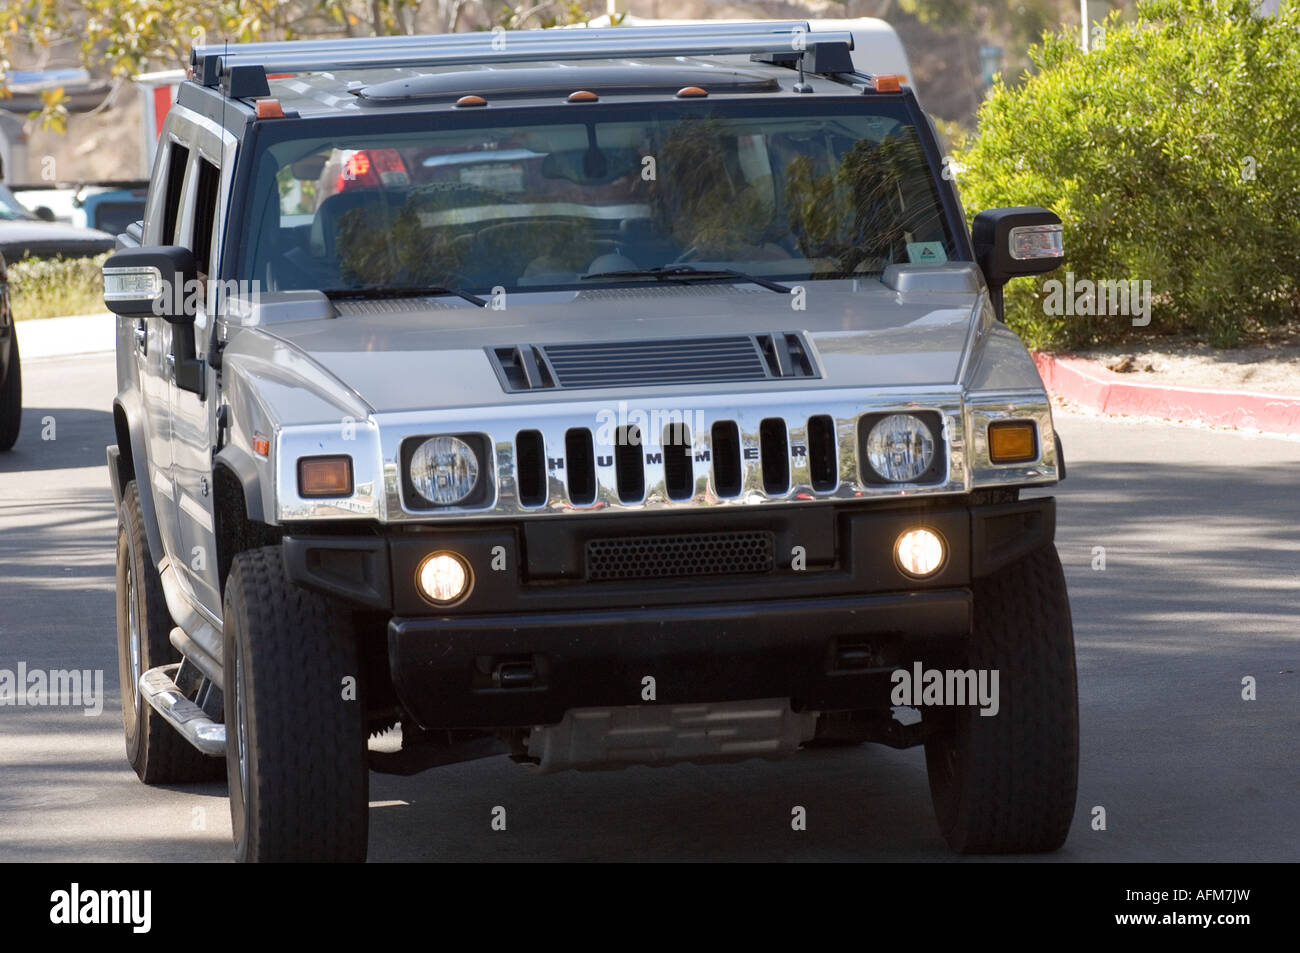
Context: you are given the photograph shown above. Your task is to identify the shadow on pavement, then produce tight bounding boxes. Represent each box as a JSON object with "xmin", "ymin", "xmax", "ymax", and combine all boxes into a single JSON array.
[{"xmin": 0, "ymin": 406, "xmax": 115, "ymax": 476}]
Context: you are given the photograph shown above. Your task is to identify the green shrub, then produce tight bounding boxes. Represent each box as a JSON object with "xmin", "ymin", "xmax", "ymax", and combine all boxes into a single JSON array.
[
  {"xmin": 956, "ymin": 0, "xmax": 1300, "ymax": 348},
  {"xmin": 8, "ymin": 253, "xmax": 108, "ymax": 320}
]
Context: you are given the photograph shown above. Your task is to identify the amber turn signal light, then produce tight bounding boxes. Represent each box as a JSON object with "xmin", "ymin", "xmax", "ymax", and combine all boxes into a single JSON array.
[
  {"xmin": 988, "ymin": 421, "xmax": 1038, "ymax": 464},
  {"xmin": 298, "ymin": 455, "xmax": 354, "ymax": 498}
]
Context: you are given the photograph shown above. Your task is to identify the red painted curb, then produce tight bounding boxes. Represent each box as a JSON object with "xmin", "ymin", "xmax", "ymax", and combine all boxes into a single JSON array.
[{"xmin": 1032, "ymin": 353, "xmax": 1300, "ymax": 436}]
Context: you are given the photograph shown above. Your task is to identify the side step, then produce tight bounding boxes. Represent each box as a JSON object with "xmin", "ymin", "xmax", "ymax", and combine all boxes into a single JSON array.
[{"xmin": 139, "ymin": 664, "xmax": 226, "ymax": 757}]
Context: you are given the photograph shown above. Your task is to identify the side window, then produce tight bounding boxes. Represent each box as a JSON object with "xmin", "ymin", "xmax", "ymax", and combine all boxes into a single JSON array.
[
  {"xmin": 191, "ymin": 157, "xmax": 221, "ymax": 276},
  {"xmin": 161, "ymin": 143, "xmax": 190, "ymax": 245}
]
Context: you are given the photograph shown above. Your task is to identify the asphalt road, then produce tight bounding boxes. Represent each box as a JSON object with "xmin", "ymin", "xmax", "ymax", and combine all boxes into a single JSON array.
[{"xmin": 1, "ymin": 352, "xmax": 1297, "ymax": 862}]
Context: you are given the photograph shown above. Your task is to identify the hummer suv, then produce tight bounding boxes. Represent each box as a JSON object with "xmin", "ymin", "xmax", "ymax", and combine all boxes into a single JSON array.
[{"xmin": 103, "ymin": 19, "xmax": 1078, "ymax": 861}]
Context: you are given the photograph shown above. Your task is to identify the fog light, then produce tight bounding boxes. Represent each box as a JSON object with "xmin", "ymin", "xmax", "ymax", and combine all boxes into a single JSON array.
[
  {"xmin": 895, "ymin": 529, "xmax": 945, "ymax": 577},
  {"xmin": 416, "ymin": 552, "xmax": 471, "ymax": 605}
]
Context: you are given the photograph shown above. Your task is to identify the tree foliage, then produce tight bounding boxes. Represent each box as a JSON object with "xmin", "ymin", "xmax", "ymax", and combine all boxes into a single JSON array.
[
  {"xmin": 956, "ymin": 0, "xmax": 1300, "ymax": 348},
  {"xmin": 1, "ymin": 0, "xmax": 599, "ymax": 100}
]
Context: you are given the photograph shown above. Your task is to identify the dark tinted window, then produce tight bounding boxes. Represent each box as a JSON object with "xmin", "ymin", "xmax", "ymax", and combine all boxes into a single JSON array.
[
  {"xmin": 191, "ymin": 158, "xmax": 221, "ymax": 273},
  {"xmin": 161, "ymin": 143, "xmax": 190, "ymax": 244}
]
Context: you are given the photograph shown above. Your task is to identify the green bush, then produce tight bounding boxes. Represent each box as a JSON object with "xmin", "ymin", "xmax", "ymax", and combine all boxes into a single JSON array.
[
  {"xmin": 956, "ymin": 0, "xmax": 1300, "ymax": 349},
  {"xmin": 7, "ymin": 253, "xmax": 108, "ymax": 320}
]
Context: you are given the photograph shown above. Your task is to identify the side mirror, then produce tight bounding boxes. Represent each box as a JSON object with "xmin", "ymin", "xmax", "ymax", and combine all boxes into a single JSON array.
[
  {"xmin": 33, "ymin": 206, "xmax": 56, "ymax": 222},
  {"xmin": 971, "ymin": 206, "xmax": 1065, "ymax": 318},
  {"xmin": 103, "ymin": 245, "xmax": 204, "ymax": 397},
  {"xmin": 102, "ymin": 245, "xmax": 198, "ymax": 322}
]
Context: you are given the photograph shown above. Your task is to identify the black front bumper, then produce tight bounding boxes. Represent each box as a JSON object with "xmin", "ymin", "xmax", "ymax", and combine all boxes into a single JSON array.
[
  {"xmin": 388, "ymin": 590, "xmax": 970, "ymax": 728},
  {"xmin": 283, "ymin": 495, "xmax": 1055, "ymax": 729}
]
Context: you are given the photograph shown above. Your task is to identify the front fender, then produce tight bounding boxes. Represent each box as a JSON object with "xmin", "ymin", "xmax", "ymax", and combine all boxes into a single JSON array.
[
  {"xmin": 213, "ymin": 443, "xmax": 268, "ymax": 523},
  {"xmin": 111, "ymin": 395, "xmax": 165, "ymax": 566}
]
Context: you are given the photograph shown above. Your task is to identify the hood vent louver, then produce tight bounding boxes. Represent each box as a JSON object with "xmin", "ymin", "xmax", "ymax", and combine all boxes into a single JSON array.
[
  {"xmin": 488, "ymin": 334, "xmax": 818, "ymax": 392},
  {"xmin": 490, "ymin": 345, "xmax": 557, "ymax": 393},
  {"xmin": 756, "ymin": 332, "xmax": 816, "ymax": 379}
]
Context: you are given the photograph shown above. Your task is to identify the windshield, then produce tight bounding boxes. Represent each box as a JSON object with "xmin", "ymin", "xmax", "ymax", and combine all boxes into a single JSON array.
[
  {"xmin": 238, "ymin": 99, "xmax": 957, "ymax": 295},
  {"xmin": 0, "ymin": 185, "xmax": 35, "ymax": 222}
]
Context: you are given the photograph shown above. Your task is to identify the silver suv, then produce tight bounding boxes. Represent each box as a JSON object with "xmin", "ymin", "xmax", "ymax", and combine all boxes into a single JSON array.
[{"xmin": 103, "ymin": 20, "xmax": 1077, "ymax": 861}]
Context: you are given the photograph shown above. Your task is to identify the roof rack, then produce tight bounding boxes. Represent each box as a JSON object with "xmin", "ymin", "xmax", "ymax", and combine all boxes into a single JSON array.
[{"xmin": 191, "ymin": 22, "xmax": 856, "ymax": 94}]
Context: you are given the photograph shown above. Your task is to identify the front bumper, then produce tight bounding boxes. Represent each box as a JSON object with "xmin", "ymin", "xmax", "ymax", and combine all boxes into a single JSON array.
[
  {"xmin": 389, "ymin": 589, "xmax": 971, "ymax": 728},
  {"xmin": 283, "ymin": 495, "xmax": 1055, "ymax": 729}
]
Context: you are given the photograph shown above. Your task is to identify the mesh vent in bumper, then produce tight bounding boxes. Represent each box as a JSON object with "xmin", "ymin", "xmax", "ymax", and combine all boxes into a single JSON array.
[{"xmin": 585, "ymin": 531, "xmax": 775, "ymax": 582}]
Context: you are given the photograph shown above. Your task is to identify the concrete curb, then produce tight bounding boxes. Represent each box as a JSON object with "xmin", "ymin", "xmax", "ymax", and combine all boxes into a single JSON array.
[
  {"xmin": 14, "ymin": 313, "xmax": 116, "ymax": 360},
  {"xmin": 1033, "ymin": 352, "xmax": 1300, "ymax": 437}
]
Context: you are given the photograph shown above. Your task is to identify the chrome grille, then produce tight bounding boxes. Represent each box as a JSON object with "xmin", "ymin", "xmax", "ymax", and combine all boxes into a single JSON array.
[
  {"xmin": 365, "ymin": 391, "xmax": 986, "ymax": 523},
  {"xmin": 519, "ymin": 415, "xmax": 846, "ymax": 508}
]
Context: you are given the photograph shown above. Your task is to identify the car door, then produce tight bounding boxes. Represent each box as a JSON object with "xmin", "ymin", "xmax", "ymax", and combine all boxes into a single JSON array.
[
  {"xmin": 168, "ymin": 109, "xmax": 236, "ymax": 617},
  {"xmin": 136, "ymin": 134, "xmax": 190, "ymax": 568}
]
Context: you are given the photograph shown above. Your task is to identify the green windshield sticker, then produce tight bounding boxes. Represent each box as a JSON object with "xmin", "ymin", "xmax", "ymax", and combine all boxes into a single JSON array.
[{"xmin": 906, "ymin": 241, "xmax": 947, "ymax": 264}]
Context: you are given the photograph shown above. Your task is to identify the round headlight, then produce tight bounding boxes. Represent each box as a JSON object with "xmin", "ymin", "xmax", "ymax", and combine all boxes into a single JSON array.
[
  {"xmin": 866, "ymin": 414, "xmax": 935, "ymax": 483},
  {"xmin": 895, "ymin": 529, "xmax": 946, "ymax": 577},
  {"xmin": 410, "ymin": 436, "xmax": 479, "ymax": 505},
  {"xmin": 416, "ymin": 552, "xmax": 472, "ymax": 604}
]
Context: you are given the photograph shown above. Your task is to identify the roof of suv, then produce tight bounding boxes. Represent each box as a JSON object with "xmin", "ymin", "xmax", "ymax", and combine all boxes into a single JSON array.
[
  {"xmin": 178, "ymin": 21, "xmax": 916, "ymax": 126},
  {"xmin": 265, "ymin": 59, "xmax": 868, "ymax": 118}
]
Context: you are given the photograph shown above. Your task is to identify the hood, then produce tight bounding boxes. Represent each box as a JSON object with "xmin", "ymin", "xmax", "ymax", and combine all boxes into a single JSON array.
[
  {"xmin": 248, "ymin": 275, "xmax": 984, "ymax": 417},
  {"xmin": 0, "ymin": 221, "xmax": 115, "ymax": 262}
]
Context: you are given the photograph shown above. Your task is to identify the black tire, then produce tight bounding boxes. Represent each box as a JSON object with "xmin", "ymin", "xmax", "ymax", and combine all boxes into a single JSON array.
[
  {"xmin": 0, "ymin": 333, "xmax": 20, "ymax": 451},
  {"xmin": 223, "ymin": 546, "xmax": 368, "ymax": 862},
  {"xmin": 116, "ymin": 481, "xmax": 223, "ymax": 783},
  {"xmin": 924, "ymin": 543, "xmax": 1079, "ymax": 853}
]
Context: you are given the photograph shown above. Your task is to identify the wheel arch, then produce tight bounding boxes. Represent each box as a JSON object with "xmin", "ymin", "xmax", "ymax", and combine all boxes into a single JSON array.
[
  {"xmin": 213, "ymin": 447, "xmax": 281, "ymax": 599},
  {"xmin": 112, "ymin": 397, "xmax": 165, "ymax": 567}
]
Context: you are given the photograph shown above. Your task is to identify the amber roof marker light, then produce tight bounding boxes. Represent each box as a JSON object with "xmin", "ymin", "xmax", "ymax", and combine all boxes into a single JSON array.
[
  {"xmin": 675, "ymin": 86, "xmax": 708, "ymax": 98},
  {"xmin": 455, "ymin": 94, "xmax": 487, "ymax": 107},
  {"xmin": 867, "ymin": 74, "xmax": 905, "ymax": 92},
  {"xmin": 567, "ymin": 90, "xmax": 599, "ymax": 103}
]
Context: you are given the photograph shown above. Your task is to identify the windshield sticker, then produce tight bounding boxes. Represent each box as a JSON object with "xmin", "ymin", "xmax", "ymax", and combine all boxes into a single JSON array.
[{"xmin": 906, "ymin": 242, "xmax": 947, "ymax": 264}]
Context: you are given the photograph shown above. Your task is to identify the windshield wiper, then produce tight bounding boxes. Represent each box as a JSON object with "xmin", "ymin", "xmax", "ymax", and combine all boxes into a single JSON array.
[
  {"xmin": 582, "ymin": 265, "xmax": 792, "ymax": 294},
  {"xmin": 324, "ymin": 285, "xmax": 488, "ymax": 308}
]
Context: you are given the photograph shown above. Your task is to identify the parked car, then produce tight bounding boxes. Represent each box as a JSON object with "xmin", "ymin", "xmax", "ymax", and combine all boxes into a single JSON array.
[
  {"xmin": 103, "ymin": 19, "xmax": 1077, "ymax": 862},
  {"xmin": 0, "ymin": 182, "xmax": 115, "ymax": 261},
  {"xmin": 0, "ymin": 251, "xmax": 19, "ymax": 450},
  {"xmin": 75, "ymin": 182, "xmax": 149, "ymax": 236}
]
